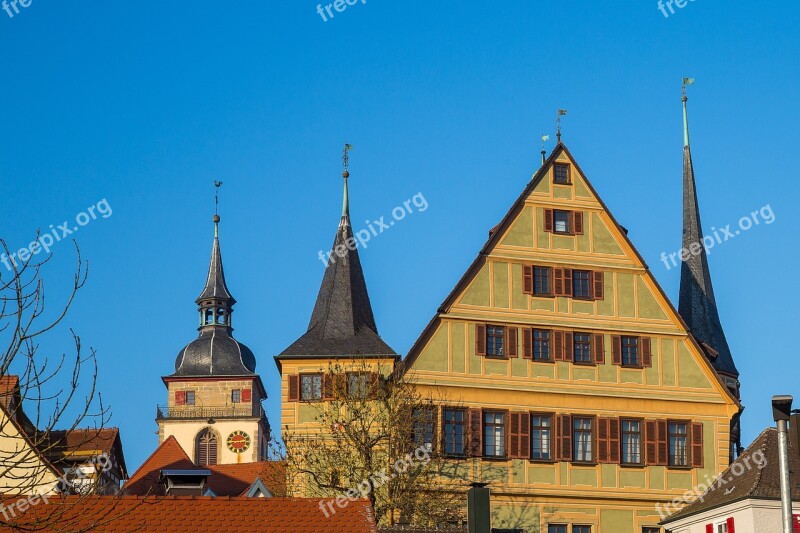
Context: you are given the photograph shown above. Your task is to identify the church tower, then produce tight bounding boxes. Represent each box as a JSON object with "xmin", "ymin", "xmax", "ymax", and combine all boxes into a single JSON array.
[
  {"xmin": 157, "ymin": 211, "xmax": 270, "ymax": 465},
  {"xmin": 677, "ymin": 84, "xmax": 743, "ymax": 460}
]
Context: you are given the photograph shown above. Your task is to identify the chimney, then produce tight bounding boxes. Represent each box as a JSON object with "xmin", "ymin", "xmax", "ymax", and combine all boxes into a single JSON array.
[{"xmin": 468, "ymin": 482, "xmax": 491, "ymax": 533}]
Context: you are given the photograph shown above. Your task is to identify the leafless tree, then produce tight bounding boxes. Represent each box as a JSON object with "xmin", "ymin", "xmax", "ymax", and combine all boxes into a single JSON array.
[
  {"xmin": 283, "ymin": 361, "xmax": 465, "ymax": 528},
  {"xmin": 0, "ymin": 235, "xmax": 134, "ymax": 531}
]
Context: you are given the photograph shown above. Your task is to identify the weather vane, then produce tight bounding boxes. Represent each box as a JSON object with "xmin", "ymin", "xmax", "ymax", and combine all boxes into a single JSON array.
[
  {"xmin": 540, "ymin": 134, "xmax": 550, "ymax": 164},
  {"xmin": 682, "ymin": 77, "xmax": 695, "ymax": 96},
  {"xmin": 214, "ymin": 180, "xmax": 223, "ymax": 216},
  {"xmin": 556, "ymin": 109, "xmax": 568, "ymax": 142},
  {"xmin": 342, "ymin": 144, "xmax": 353, "ymax": 175}
]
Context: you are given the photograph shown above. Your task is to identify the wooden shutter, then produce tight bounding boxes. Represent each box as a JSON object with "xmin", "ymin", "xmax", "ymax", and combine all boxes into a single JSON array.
[
  {"xmin": 726, "ymin": 517, "xmax": 735, "ymax": 533},
  {"xmin": 523, "ymin": 328, "xmax": 533, "ymax": 359},
  {"xmin": 592, "ymin": 271, "xmax": 604, "ymax": 300},
  {"xmin": 562, "ymin": 268, "xmax": 573, "ymax": 297},
  {"xmin": 519, "ymin": 413, "xmax": 530, "ymax": 460},
  {"xmin": 608, "ymin": 418, "xmax": 620, "ymax": 463},
  {"xmin": 288, "ymin": 375, "xmax": 299, "ymax": 402},
  {"xmin": 241, "ymin": 389, "xmax": 252, "ymax": 402},
  {"xmin": 475, "ymin": 324, "xmax": 486, "ymax": 356},
  {"xmin": 593, "ymin": 334, "xmax": 605, "ymax": 364},
  {"xmin": 598, "ymin": 418, "xmax": 609, "ymax": 463},
  {"xmin": 572, "ymin": 211, "xmax": 584, "ymax": 235},
  {"xmin": 554, "ymin": 268, "xmax": 564, "ymax": 296},
  {"xmin": 564, "ymin": 332, "xmax": 574, "ymax": 362},
  {"xmin": 553, "ymin": 331, "xmax": 564, "ymax": 361},
  {"xmin": 559, "ymin": 414, "xmax": 572, "ymax": 461},
  {"xmin": 656, "ymin": 420, "xmax": 669, "ymax": 466},
  {"xmin": 323, "ymin": 375, "xmax": 333, "ymax": 400},
  {"xmin": 509, "ymin": 412, "xmax": 521, "ymax": 458},
  {"xmin": 705, "ymin": 525, "xmax": 714, "ymax": 533},
  {"xmin": 645, "ymin": 420, "xmax": 657, "ymax": 465},
  {"xmin": 469, "ymin": 409, "xmax": 482, "ymax": 457},
  {"xmin": 175, "ymin": 391, "xmax": 186, "ymax": 406},
  {"xmin": 522, "ymin": 265, "xmax": 533, "ymax": 295},
  {"xmin": 369, "ymin": 372, "xmax": 381, "ymax": 398},
  {"xmin": 612, "ymin": 336, "xmax": 622, "ymax": 365},
  {"xmin": 691, "ymin": 422, "xmax": 704, "ymax": 468},
  {"xmin": 544, "ymin": 209, "xmax": 554, "ymax": 232},
  {"xmin": 507, "ymin": 327, "xmax": 518, "ymax": 358},
  {"xmin": 641, "ymin": 337, "xmax": 652, "ymax": 367}
]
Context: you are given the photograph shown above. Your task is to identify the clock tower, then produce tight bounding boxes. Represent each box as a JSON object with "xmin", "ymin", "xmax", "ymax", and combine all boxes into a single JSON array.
[{"xmin": 156, "ymin": 212, "xmax": 270, "ymax": 465}]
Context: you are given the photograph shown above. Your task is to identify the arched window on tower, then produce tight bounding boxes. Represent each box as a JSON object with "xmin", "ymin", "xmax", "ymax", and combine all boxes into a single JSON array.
[
  {"xmin": 216, "ymin": 308, "xmax": 226, "ymax": 325},
  {"xmin": 203, "ymin": 308, "xmax": 214, "ymax": 326},
  {"xmin": 196, "ymin": 428, "xmax": 218, "ymax": 466}
]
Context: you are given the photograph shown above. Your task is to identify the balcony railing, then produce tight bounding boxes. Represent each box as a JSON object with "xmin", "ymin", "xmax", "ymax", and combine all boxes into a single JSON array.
[{"xmin": 156, "ymin": 404, "xmax": 264, "ymax": 421}]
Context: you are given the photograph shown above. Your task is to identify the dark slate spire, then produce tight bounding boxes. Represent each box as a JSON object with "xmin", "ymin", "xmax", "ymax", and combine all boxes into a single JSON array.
[
  {"xmin": 172, "ymin": 214, "xmax": 256, "ymax": 377},
  {"xmin": 678, "ymin": 90, "xmax": 738, "ymax": 379},
  {"xmin": 280, "ymin": 147, "xmax": 397, "ymax": 357}
]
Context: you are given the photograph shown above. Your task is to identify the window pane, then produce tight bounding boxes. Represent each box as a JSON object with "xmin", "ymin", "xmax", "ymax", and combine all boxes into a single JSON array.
[
  {"xmin": 533, "ymin": 330, "xmax": 550, "ymax": 360},
  {"xmin": 622, "ymin": 420, "xmax": 641, "ymax": 464},
  {"xmin": 231, "ymin": 389, "xmax": 241, "ymax": 403},
  {"xmin": 573, "ymin": 270, "xmax": 592, "ymax": 299},
  {"xmin": 554, "ymin": 211, "xmax": 570, "ymax": 233},
  {"xmin": 574, "ymin": 333, "xmax": 592, "ymax": 363},
  {"xmin": 483, "ymin": 412, "xmax": 505, "ymax": 457},
  {"xmin": 547, "ymin": 525, "xmax": 567, "ymax": 533},
  {"xmin": 487, "ymin": 326, "xmax": 505, "ymax": 356},
  {"xmin": 531, "ymin": 415, "xmax": 551, "ymax": 460},
  {"xmin": 669, "ymin": 422, "xmax": 689, "ymax": 466},
  {"xmin": 573, "ymin": 418, "xmax": 593, "ymax": 462},
  {"xmin": 444, "ymin": 409, "xmax": 466, "ymax": 455},
  {"xmin": 412, "ymin": 408, "xmax": 435, "ymax": 452},
  {"xmin": 534, "ymin": 267, "xmax": 550, "ymax": 295},
  {"xmin": 622, "ymin": 336, "xmax": 639, "ymax": 366}
]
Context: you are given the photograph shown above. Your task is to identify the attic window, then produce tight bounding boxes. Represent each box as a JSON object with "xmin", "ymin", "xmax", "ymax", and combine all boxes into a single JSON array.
[
  {"xmin": 553, "ymin": 210, "xmax": 570, "ymax": 233},
  {"xmin": 553, "ymin": 163, "xmax": 571, "ymax": 184}
]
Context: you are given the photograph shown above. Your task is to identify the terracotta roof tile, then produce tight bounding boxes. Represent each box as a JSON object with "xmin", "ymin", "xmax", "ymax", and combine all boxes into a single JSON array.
[{"xmin": 3, "ymin": 496, "xmax": 378, "ymax": 532}]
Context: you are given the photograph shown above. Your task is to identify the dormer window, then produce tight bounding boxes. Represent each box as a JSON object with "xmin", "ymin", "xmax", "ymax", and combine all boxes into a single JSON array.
[{"xmin": 553, "ymin": 163, "xmax": 571, "ymax": 184}]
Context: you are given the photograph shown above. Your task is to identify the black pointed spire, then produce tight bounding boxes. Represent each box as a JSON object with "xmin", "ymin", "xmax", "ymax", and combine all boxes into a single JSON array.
[
  {"xmin": 279, "ymin": 146, "xmax": 397, "ymax": 357},
  {"xmin": 196, "ymin": 214, "xmax": 236, "ymax": 308},
  {"xmin": 677, "ymin": 87, "xmax": 738, "ymax": 379}
]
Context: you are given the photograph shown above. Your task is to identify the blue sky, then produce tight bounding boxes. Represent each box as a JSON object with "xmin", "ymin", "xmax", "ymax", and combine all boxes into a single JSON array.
[{"xmin": 1, "ymin": 1, "xmax": 798, "ymax": 472}]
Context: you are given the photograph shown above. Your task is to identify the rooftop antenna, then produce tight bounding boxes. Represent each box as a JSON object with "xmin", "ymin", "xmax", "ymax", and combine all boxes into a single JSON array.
[
  {"xmin": 556, "ymin": 109, "xmax": 568, "ymax": 143},
  {"xmin": 213, "ymin": 180, "xmax": 223, "ymax": 237},
  {"xmin": 540, "ymin": 134, "xmax": 550, "ymax": 165},
  {"xmin": 681, "ymin": 77, "xmax": 695, "ymax": 148}
]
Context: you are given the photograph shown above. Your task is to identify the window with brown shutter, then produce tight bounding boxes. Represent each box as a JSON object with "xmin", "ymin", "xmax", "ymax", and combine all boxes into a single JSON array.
[
  {"xmin": 544, "ymin": 209, "xmax": 554, "ymax": 232},
  {"xmin": 475, "ymin": 324, "xmax": 487, "ymax": 356},
  {"xmin": 593, "ymin": 334, "xmax": 605, "ymax": 364},
  {"xmin": 691, "ymin": 422, "xmax": 704, "ymax": 468},
  {"xmin": 175, "ymin": 390, "xmax": 186, "ymax": 406},
  {"xmin": 645, "ymin": 420, "xmax": 658, "ymax": 465},
  {"xmin": 554, "ymin": 268, "xmax": 564, "ymax": 296},
  {"xmin": 469, "ymin": 409, "xmax": 482, "ymax": 457},
  {"xmin": 506, "ymin": 328, "xmax": 518, "ymax": 358},
  {"xmin": 509, "ymin": 412, "xmax": 520, "ymax": 458},
  {"xmin": 288, "ymin": 375, "xmax": 299, "ymax": 402},
  {"xmin": 523, "ymin": 328, "xmax": 533, "ymax": 359},
  {"xmin": 572, "ymin": 212, "xmax": 584, "ymax": 235},
  {"xmin": 598, "ymin": 418, "xmax": 609, "ymax": 463},
  {"xmin": 609, "ymin": 418, "xmax": 620, "ymax": 463},
  {"xmin": 592, "ymin": 271, "xmax": 604, "ymax": 300},
  {"xmin": 564, "ymin": 333, "xmax": 575, "ymax": 362},
  {"xmin": 323, "ymin": 375, "xmax": 334, "ymax": 400},
  {"xmin": 519, "ymin": 413, "xmax": 530, "ymax": 459},
  {"xmin": 641, "ymin": 337, "xmax": 653, "ymax": 367},
  {"xmin": 553, "ymin": 331, "xmax": 564, "ymax": 361},
  {"xmin": 522, "ymin": 265, "xmax": 533, "ymax": 295},
  {"xmin": 657, "ymin": 420, "xmax": 669, "ymax": 466},
  {"xmin": 559, "ymin": 414, "xmax": 572, "ymax": 461},
  {"xmin": 562, "ymin": 268, "xmax": 573, "ymax": 297},
  {"xmin": 612, "ymin": 336, "xmax": 622, "ymax": 365}
]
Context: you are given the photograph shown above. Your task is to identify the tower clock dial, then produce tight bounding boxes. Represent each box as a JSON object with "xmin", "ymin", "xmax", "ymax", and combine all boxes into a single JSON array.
[{"xmin": 226, "ymin": 430, "xmax": 251, "ymax": 453}]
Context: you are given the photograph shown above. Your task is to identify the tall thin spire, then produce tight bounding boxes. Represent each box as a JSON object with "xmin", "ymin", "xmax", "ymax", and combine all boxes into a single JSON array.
[
  {"xmin": 278, "ymin": 146, "xmax": 397, "ymax": 358},
  {"xmin": 197, "ymin": 182, "xmax": 235, "ymax": 313},
  {"xmin": 342, "ymin": 144, "xmax": 352, "ymax": 218},
  {"xmin": 677, "ymin": 80, "xmax": 738, "ymax": 379}
]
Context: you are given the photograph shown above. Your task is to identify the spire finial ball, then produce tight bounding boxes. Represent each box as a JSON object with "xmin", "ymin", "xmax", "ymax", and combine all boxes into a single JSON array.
[
  {"xmin": 342, "ymin": 170, "xmax": 350, "ymax": 179},
  {"xmin": 213, "ymin": 214, "xmax": 220, "ymax": 223}
]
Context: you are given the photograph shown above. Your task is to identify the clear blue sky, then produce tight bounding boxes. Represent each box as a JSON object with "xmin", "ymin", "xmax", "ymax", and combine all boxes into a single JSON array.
[{"xmin": 1, "ymin": 1, "xmax": 798, "ymax": 472}]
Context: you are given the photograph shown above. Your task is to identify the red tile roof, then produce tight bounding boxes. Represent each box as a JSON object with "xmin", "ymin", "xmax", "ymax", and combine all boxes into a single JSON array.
[
  {"xmin": 124, "ymin": 435, "xmax": 286, "ymax": 496},
  {"xmin": 3, "ymin": 495, "xmax": 378, "ymax": 532}
]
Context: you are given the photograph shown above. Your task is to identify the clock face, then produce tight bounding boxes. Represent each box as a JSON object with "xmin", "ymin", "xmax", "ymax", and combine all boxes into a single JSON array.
[{"xmin": 226, "ymin": 430, "xmax": 251, "ymax": 453}]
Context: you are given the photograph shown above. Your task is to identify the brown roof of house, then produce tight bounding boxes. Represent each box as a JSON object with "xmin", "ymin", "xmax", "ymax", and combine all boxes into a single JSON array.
[
  {"xmin": 662, "ymin": 427, "xmax": 800, "ymax": 523},
  {"xmin": 2, "ymin": 495, "xmax": 378, "ymax": 532},
  {"xmin": 124, "ymin": 435, "xmax": 286, "ymax": 497},
  {"xmin": 40, "ymin": 427, "xmax": 127, "ymax": 476}
]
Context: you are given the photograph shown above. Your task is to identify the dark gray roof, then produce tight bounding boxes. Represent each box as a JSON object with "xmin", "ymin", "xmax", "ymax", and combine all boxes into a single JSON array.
[
  {"xmin": 280, "ymin": 184, "xmax": 397, "ymax": 358},
  {"xmin": 196, "ymin": 231, "xmax": 235, "ymax": 305},
  {"xmin": 172, "ymin": 327, "xmax": 256, "ymax": 377},
  {"xmin": 678, "ymin": 142, "xmax": 738, "ymax": 377},
  {"xmin": 662, "ymin": 428, "xmax": 800, "ymax": 523}
]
